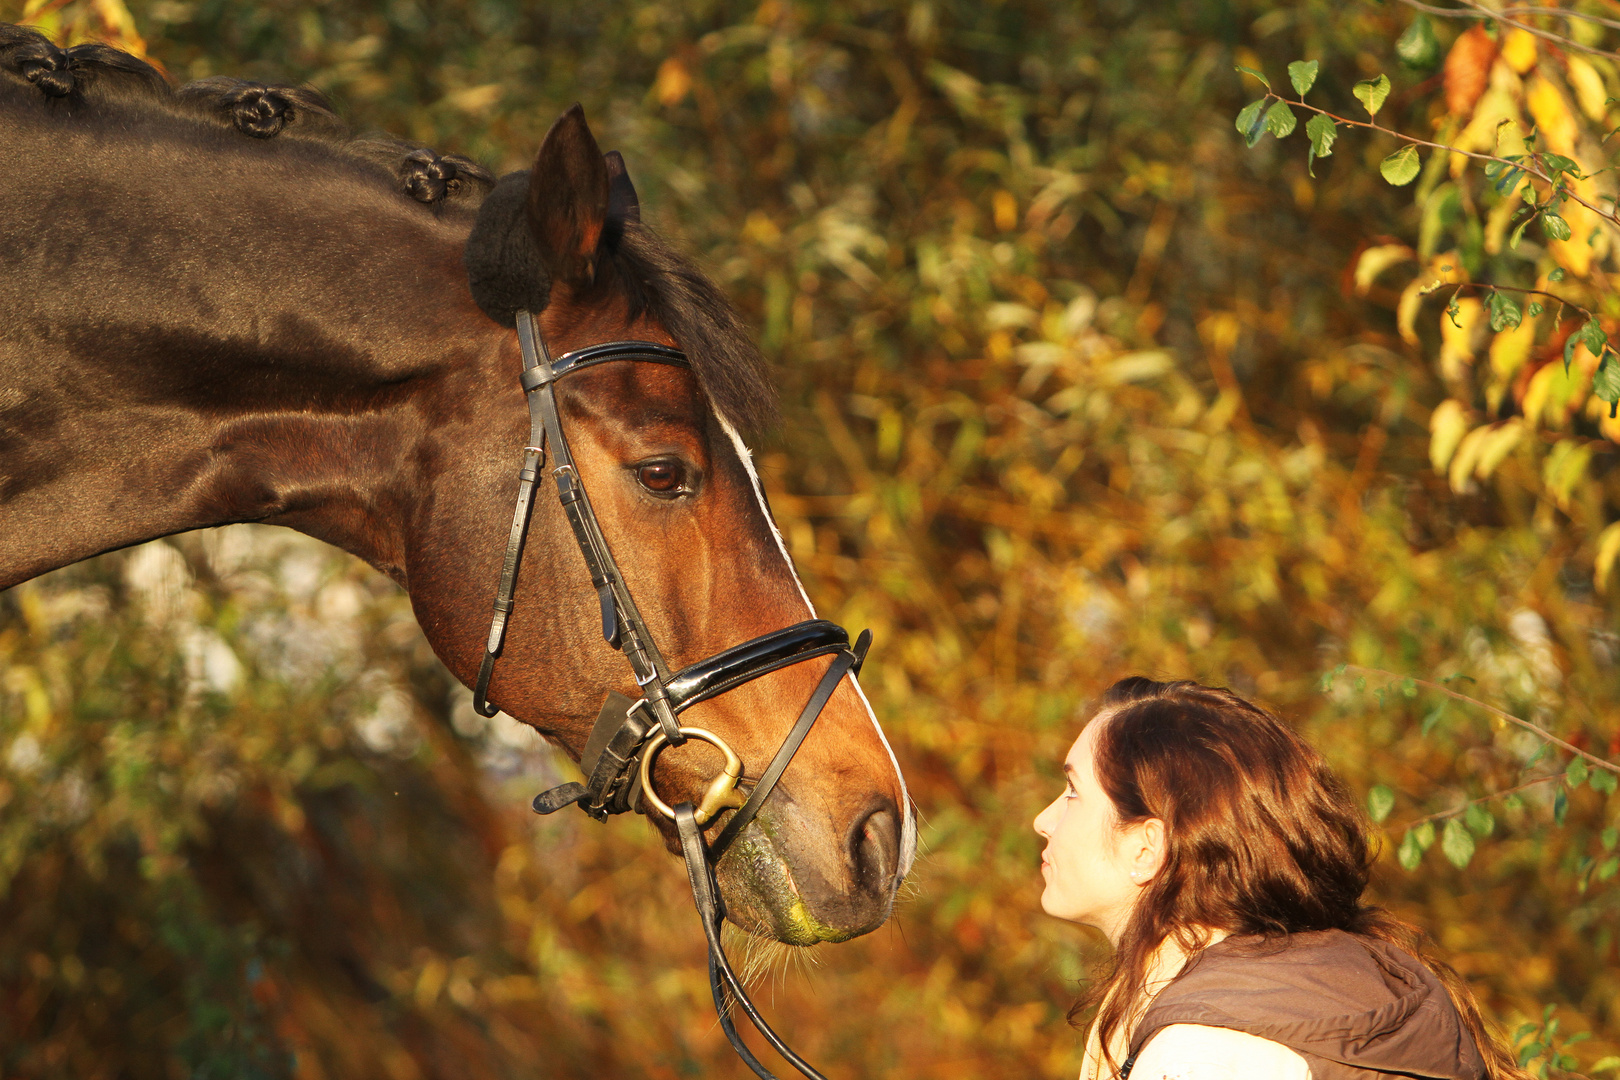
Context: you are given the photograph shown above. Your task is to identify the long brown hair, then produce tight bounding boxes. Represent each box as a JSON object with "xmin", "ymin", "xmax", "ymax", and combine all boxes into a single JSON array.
[{"xmin": 1073, "ymin": 677, "xmax": 1527, "ymax": 1080}]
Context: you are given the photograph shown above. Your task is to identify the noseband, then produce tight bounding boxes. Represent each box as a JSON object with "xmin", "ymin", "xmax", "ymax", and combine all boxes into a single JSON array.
[{"xmin": 473, "ymin": 309, "xmax": 868, "ymax": 1080}]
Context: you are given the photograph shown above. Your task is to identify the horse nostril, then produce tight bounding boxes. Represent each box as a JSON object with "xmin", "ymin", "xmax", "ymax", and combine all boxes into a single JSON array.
[{"xmin": 848, "ymin": 803, "xmax": 900, "ymax": 897}]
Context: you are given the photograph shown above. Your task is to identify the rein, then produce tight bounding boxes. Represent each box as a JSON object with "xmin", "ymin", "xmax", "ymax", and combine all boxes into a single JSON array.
[{"xmin": 473, "ymin": 309, "xmax": 866, "ymax": 1080}]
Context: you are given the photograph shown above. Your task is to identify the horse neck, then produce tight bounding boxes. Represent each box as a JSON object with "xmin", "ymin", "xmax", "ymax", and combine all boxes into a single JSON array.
[{"xmin": 0, "ymin": 98, "xmax": 509, "ymax": 589}]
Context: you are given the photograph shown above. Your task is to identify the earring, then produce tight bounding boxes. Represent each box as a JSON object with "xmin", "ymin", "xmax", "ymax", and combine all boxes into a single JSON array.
[{"xmin": 1129, "ymin": 871, "xmax": 1140, "ymax": 880}]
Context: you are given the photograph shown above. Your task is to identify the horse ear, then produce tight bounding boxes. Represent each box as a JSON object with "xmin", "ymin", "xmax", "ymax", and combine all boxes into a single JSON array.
[
  {"xmin": 604, "ymin": 150, "xmax": 641, "ymax": 225},
  {"xmin": 526, "ymin": 104, "xmax": 610, "ymax": 286}
]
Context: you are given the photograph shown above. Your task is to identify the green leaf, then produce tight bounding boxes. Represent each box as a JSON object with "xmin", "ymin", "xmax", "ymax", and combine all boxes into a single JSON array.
[
  {"xmin": 1603, "ymin": 827, "xmax": 1618, "ymax": 850},
  {"xmin": 1593, "ymin": 769, "xmax": 1618, "ymax": 795},
  {"xmin": 1584, "ymin": 318, "xmax": 1610, "ymax": 358},
  {"xmin": 1264, "ymin": 101, "xmax": 1298, "ymax": 138},
  {"xmin": 1368, "ymin": 785, "xmax": 1396, "ymax": 823},
  {"xmin": 1541, "ymin": 153, "xmax": 1582, "ymax": 178},
  {"xmin": 1542, "ymin": 212, "xmax": 1572, "ymax": 241},
  {"xmin": 1421, "ymin": 700, "xmax": 1447, "ymax": 735},
  {"xmin": 1594, "ymin": 355, "xmax": 1620, "ymax": 411},
  {"xmin": 1413, "ymin": 820, "xmax": 1435, "ymax": 849},
  {"xmin": 1306, "ymin": 113, "xmax": 1337, "ymax": 176},
  {"xmin": 1396, "ymin": 14, "xmax": 1441, "ymax": 68},
  {"xmin": 1487, "ymin": 290, "xmax": 1523, "ymax": 332},
  {"xmin": 1381, "ymin": 145, "xmax": 1422, "ymax": 186},
  {"xmin": 1565, "ymin": 318, "xmax": 1605, "ymax": 370},
  {"xmin": 1441, "ymin": 818, "xmax": 1475, "ymax": 868},
  {"xmin": 1485, "ymin": 155, "xmax": 1526, "ymax": 194},
  {"xmin": 1529, "ymin": 302, "xmax": 1544, "ymax": 317},
  {"xmin": 1465, "ymin": 802, "xmax": 1495, "ymax": 837},
  {"xmin": 1596, "ymin": 855, "xmax": 1619, "ymax": 881},
  {"xmin": 1236, "ymin": 98, "xmax": 1267, "ymax": 143},
  {"xmin": 1288, "ymin": 60, "xmax": 1319, "ymax": 97},
  {"xmin": 1235, "ymin": 64, "xmax": 1271, "ymax": 90},
  {"xmin": 1504, "ymin": 792, "xmax": 1526, "ymax": 811},
  {"xmin": 1319, "ymin": 663, "xmax": 1346, "ymax": 692},
  {"xmin": 1398, "ymin": 828, "xmax": 1425, "ymax": 869},
  {"xmin": 1354, "ymin": 74, "xmax": 1391, "ymax": 118},
  {"xmin": 1509, "ymin": 214, "xmax": 1535, "ymax": 251},
  {"xmin": 1555, "ymin": 787, "xmax": 1569, "ymax": 825},
  {"xmin": 1568, "ymin": 757, "xmax": 1591, "ymax": 788},
  {"xmin": 1591, "ymin": 1055, "xmax": 1620, "ymax": 1073},
  {"xmin": 1549, "ymin": 267, "xmax": 1566, "ymax": 281}
]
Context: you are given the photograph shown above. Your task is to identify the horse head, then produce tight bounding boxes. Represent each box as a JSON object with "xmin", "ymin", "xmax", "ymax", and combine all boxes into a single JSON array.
[{"xmin": 436, "ymin": 106, "xmax": 917, "ymax": 943}]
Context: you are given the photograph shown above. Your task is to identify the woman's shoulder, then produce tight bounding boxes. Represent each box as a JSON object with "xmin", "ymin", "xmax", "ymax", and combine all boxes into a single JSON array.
[{"xmin": 1132, "ymin": 1024, "xmax": 1310, "ymax": 1080}]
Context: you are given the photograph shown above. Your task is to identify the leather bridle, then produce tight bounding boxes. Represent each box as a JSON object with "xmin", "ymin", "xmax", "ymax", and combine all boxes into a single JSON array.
[{"xmin": 472, "ymin": 309, "xmax": 869, "ymax": 1080}]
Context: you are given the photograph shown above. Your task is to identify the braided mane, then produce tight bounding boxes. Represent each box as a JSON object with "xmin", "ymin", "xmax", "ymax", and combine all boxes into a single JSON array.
[
  {"xmin": 0, "ymin": 22, "xmax": 777, "ymax": 433},
  {"xmin": 0, "ymin": 23, "xmax": 494, "ymax": 210}
]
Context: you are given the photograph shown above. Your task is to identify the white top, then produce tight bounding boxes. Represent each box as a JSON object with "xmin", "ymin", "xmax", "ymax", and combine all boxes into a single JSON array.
[{"xmin": 1130, "ymin": 1024, "xmax": 1311, "ymax": 1080}]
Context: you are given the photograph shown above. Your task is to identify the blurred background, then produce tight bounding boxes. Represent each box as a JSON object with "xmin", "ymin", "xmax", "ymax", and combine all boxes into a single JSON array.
[{"xmin": 3, "ymin": 0, "xmax": 1620, "ymax": 1075}]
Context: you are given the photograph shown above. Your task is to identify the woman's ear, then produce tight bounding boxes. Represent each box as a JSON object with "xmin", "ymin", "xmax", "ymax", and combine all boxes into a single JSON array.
[{"xmin": 1124, "ymin": 817, "xmax": 1167, "ymax": 885}]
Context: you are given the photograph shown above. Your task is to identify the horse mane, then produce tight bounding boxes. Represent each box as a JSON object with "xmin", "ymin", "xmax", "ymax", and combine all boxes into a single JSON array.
[{"xmin": 0, "ymin": 21, "xmax": 776, "ymax": 433}]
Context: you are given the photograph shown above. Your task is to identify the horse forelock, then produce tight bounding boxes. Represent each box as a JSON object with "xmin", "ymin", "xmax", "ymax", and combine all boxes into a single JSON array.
[
  {"xmin": 607, "ymin": 226, "xmax": 779, "ymax": 438},
  {"xmin": 0, "ymin": 22, "xmax": 494, "ymax": 212}
]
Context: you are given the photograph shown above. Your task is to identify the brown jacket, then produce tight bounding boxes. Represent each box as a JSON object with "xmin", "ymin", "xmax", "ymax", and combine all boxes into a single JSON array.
[{"xmin": 1127, "ymin": 930, "xmax": 1486, "ymax": 1080}]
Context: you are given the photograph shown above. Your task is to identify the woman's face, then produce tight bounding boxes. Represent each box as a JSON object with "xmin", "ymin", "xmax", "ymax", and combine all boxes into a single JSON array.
[{"xmin": 1032, "ymin": 713, "xmax": 1153, "ymax": 941}]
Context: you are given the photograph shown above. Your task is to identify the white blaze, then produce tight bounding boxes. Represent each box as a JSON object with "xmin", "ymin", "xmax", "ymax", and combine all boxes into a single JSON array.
[{"xmin": 717, "ymin": 413, "xmax": 918, "ymax": 881}]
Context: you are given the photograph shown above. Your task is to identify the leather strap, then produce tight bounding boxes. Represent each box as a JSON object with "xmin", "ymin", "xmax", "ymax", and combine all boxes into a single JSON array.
[
  {"xmin": 677, "ymin": 804, "xmax": 830, "ymax": 1080},
  {"xmin": 710, "ymin": 646, "xmax": 857, "ymax": 859}
]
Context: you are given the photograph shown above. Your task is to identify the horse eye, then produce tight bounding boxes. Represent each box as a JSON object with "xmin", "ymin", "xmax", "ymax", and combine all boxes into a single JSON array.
[{"xmin": 636, "ymin": 460, "xmax": 686, "ymax": 494}]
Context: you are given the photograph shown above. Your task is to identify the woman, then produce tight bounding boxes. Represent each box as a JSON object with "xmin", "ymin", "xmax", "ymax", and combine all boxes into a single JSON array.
[{"xmin": 1034, "ymin": 677, "xmax": 1526, "ymax": 1080}]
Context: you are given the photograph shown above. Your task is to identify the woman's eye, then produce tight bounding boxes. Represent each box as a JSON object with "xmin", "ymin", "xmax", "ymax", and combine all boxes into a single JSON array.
[{"xmin": 636, "ymin": 460, "xmax": 687, "ymax": 495}]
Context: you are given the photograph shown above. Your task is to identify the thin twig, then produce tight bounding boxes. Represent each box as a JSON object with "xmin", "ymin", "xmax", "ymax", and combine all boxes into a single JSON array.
[
  {"xmin": 1389, "ymin": 0, "xmax": 1620, "ymax": 59},
  {"xmin": 1438, "ymin": 280, "xmax": 1595, "ymax": 321},
  {"xmin": 1341, "ymin": 664, "xmax": 1620, "ymax": 777},
  {"xmin": 1398, "ymin": 774, "xmax": 1560, "ymax": 831},
  {"xmin": 1248, "ymin": 86, "xmax": 1620, "ymax": 234},
  {"xmin": 1498, "ymin": 6, "xmax": 1620, "ymax": 34}
]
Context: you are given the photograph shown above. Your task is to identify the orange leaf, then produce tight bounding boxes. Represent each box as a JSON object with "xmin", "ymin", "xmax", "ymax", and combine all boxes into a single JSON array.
[{"xmin": 1444, "ymin": 25, "xmax": 1498, "ymax": 118}]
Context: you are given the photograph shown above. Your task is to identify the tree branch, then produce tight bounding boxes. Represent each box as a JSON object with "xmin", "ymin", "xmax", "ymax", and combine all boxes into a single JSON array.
[
  {"xmin": 1397, "ymin": 774, "xmax": 1560, "ymax": 831},
  {"xmin": 1388, "ymin": 0, "xmax": 1620, "ymax": 59},
  {"xmin": 1258, "ymin": 90, "xmax": 1620, "ymax": 234},
  {"xmin": 1341, "ymin": 664, "xmax": 1620, "ymax": 777}
]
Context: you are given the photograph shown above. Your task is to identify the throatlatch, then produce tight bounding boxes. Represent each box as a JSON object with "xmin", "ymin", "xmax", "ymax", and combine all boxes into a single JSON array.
[{"xmin": 472, "ymin": 309, "xmax": 872, "ymax": 1079}]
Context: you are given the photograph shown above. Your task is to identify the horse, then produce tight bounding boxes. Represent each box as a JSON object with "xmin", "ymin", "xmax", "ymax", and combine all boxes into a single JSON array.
[{"xmin": 0, "ymin": 24, "xmax": 915, "ymax": 953}]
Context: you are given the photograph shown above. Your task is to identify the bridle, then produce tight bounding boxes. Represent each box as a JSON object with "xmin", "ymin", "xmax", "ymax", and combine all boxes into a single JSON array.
[{"xmin": 471, "ymin": 308, "xmax": 870, "ymax": 1080}]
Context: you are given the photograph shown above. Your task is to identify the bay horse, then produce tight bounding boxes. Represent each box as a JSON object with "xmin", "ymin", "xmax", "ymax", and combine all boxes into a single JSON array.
[{"xmin": 0, "ymin": 24, "xmax": 914, "ymax": 953}]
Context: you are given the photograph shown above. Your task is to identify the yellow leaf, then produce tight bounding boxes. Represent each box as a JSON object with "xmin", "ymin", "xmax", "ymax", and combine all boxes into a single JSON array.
[
  {"xmin": 1526, "ymin": 75, "xmax": 1578, "ymax": 157},
  {"xmin": 1353, "ymin": 244, "xmax": 1415, "ymax": 295},
  {"xmin": 1474, "ymin": 418, "xmax": 1524, "ymax": 479},
  {"xmin": 1596, "ymin": 521, "xmax": 1620, "ymax": 592},
  {"xmin": 655, "ymin": 57, "xmax": 693, "ymax": 106},
  {"xmin": 1542, "ymin": 438, "xmax": 1592, "ymax": 510},
  {"xmin": 1488, "ymin": 309, "xmax": 1538, "ymax": 382},
  {"xmin": 1549, "ymin": 178, "xmax": 1605, "ymax": 279},
  {"xmin": 1524, "ymin": 350, "xmax": 1594, "ymax": 428},
  {"xmin": 1397, "ymin": 273, "xmax": 1438, "ymax": 344},
  {"xmin": 446, "ymin": 84, "xmax": 502, "ymax": 113},
  {"xmin": 992, "ymin": 190, "xmax": 1019, "ymax": 232},
  {"xmin": 1449, "ymin": 424, "xmax": 1490, "ymax": 492},
  {"xmin": 1439, "ymin": 296, "xmax": 1482, "ymax": 381},
  {"xmin": 1429, "ymin": 399, "xmax": 1471, "ymax": 472},
  {"xmin": 1500, "ymin": 29, "xmax": 1537, "ymax": 75},
  {"xmin": 1565, "ymin": 55, "xmax": 1610, "ymax": 121}
]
